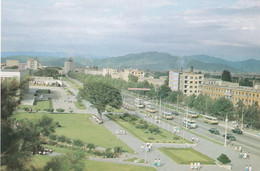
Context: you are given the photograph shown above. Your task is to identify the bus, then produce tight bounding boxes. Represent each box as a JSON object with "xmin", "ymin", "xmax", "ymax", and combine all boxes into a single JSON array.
[
  {"xmin": 186, "ymin": 111, "xmax": 198, "ymax": 118},
  {"xmin": 203, "ymin": 115, "xmax": 219, "ymax": 124},
  {"xmin": 145, "ymin": 105, "xmax": 156, "ymax": 113},
  {"xmin": 162, "ymin": 111, "xmax": 173, "ymax": 120},
  {"xmin": 182, "ymin": 118, "xmax": 197, "ymax": 128},
  {"xmin": 135, "ymin": 98, "xmax": 144, "ymax": 108}
]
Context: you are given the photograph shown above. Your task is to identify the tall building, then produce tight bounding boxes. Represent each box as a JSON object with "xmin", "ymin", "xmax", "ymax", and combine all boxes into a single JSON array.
[
  {"xmin": 201, "ymin": 81, "xmax": 260, "ymax": 107},
  {"xmin": 27, "ymin": 58, "xmax": 41, "ymax": 70},
  {"xmin": 169, "ymin": 67, "xmax": 204, "ymax": 96},
  {"xmin": 123, "ymin": 69, "xmax": 145, "ymax": 81},
  {"xmin": 63, "ymin": 58, "xmax": 76, "ymax": 75}
]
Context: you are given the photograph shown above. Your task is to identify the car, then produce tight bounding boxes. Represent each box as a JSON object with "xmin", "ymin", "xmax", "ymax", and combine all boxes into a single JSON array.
[
  {"xmin": 232, "ymin": 128, "xmax": 243, "ymax": 134},
  {"xmin": 223, "ymin": 133, "xmax": 236, "ymax": 141},
  {"xmin": 172, "ymin": 111, "xmax": 179, "ymax": 116},
  {"xmin": 209, "ymin": 128, "xmax": 220, "ymax": 135}
]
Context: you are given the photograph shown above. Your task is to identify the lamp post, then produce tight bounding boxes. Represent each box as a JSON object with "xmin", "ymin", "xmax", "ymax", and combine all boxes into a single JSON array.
[
  {"xmin": 224, "ymin": 114, "xmax": 228, "ymax": 147},
  {"xmin": 241, "ymin": 107, "xmax": 244, "ymax": 130}
]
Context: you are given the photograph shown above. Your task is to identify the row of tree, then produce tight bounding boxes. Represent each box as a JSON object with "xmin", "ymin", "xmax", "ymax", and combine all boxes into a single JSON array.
[{"xmin": 33, "ymin": 67, "xmax": 61, "ymax": 79}]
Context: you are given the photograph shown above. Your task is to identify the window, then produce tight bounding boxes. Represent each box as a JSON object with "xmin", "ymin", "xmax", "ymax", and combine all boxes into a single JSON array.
[
  {"xmin": 195, "ymin": 77, "xmax": 198, "ymax": 79},
  {"xmin": 190, "ymin": 86, "xmax": 193, "ymax": 88},
  {"xmin": 190, "ymin": 81, "xmax": 193, "ymax": 84},
  {"xmin": 190, "ymin": 76, "xmax": 193, "ymax": 79},
  {"xmin": 190, "ymin": 90, "xmax": 192, "ymax": 93},
  {"xmin": 195, "ymin": 81, "xmax": 197, "ymax": 84},
  {"xmin": 199, "ymin": 76, "xmax": 202, "ymax": 79},
  {"xmin": 199, "ymin": 81, "xmax": 202, "ymax": 84}
]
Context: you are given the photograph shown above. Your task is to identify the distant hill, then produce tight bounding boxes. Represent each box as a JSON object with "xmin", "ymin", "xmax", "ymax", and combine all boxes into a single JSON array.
[{"xmin": 2, "ymin": 51, "xmax": 259, "ymax": 73}]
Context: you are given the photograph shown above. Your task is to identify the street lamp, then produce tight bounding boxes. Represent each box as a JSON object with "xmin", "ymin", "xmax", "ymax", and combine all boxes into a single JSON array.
[{"xmin": 224, "ymin": 114, "xmax": 228, "ymax": 147}]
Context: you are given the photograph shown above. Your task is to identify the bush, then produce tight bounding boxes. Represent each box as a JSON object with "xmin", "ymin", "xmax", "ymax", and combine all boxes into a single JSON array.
[
  {"xmin": 148, "ymin": 125, "xmax": 160, "ymax": 134},
  {"xmin": 44, "ymin": 108, "xmax": 54, "ymax": 112},
  {"xmin": 23, "ymin": 107, "xmax": 29, "ymax": 111},
  {"xmin": 69, "ymin": 110, "xmax": 73, "ymax": 113},
  {"xmin": 49, "ymin": 134, "xmax": 57, "ymax": 140},
  {"xmin": 217, "ymin": 154, "xmax": 231, "ymax": 164},
  {"xmin": 73, "ymin": 139, "xmax": 84, "ymax": 147},
  {"xmin": 114, "ymin": 146, "xmax": 122, "ymax": 153},
  {"xmin": 57, "ymin": 135, "xmax": 67, "ymax": 142},
  {"xmin": 87, "ymin": 144, "xmax": 95, "ymax": 151},
  {"xmin": 148, "ymin": 137, "xmax": 155, "ymax": 140},
  {"xmin": 56, "ymin": 108, "xmax": 65, "ymax": 113}
]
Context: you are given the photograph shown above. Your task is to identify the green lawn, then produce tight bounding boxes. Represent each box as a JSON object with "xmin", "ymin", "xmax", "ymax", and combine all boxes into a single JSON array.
[
  {"xmin": 74, "ymin": 101, "xmax": 87, "ymax": 110},
  {"xmin": 62, "ymin": 77, "xmax": 82, "ymax": 90},
  {"xmin": 159, "ymin": 148, "xmax": 215, "ymax": 165},
  {"xmin": 19, "ymin": 100, "xmax": 53, "ymax": 111},
  {"xmin": 84, "ymin": 160, "xmax": 155, "ymax": 171},
  {"xmin": 13, "ymin": 113, "xmax": 134, "ymax": 153},
  {"xmin": 108, "ymin": 114, "xmax": 189, "ymax": 144}
]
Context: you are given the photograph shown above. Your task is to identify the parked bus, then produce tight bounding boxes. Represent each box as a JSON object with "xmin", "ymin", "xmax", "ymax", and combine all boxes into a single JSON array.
[
  {"xmin": 162, "ymin": 111, "xmax": 173, "ymax": 120},
  {"xmin": 135, "ymin": 98, "xmax": 144, "ymax": 108},
  {"xmin": 182, "ymin": 118, "xmax": 197, "ymax": 128},
  {"xmin": 186, "ymin": 111, "xmax": 198, "ymax": 118},
  {"xmin": 145, "ymin": 105, "xmax": 156, "ymax": 113},
  {"xmin": 203, "ymin": 115, "xmax": 219, "ymax": 124}
]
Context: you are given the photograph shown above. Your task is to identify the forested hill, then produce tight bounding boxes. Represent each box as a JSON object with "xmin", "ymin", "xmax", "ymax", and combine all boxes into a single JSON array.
[{"xmin": 2, "ymin": 52, "xmax": 260, "ymax": 73}]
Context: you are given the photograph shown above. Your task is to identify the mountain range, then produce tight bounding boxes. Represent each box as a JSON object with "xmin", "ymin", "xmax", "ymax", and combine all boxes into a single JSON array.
[{"xmin": 1, "ymin": 51, "xmax": 260, "ymax": 73}]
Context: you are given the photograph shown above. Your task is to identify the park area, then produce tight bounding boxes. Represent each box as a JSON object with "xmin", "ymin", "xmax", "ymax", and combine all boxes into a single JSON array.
[
  {"xmin": 159, "ymin": 148, "xmax": 215, "ymax": 165},
  {"xmin": 74, "ymin": 101, "xmax": 87, "ymax": 110},
  {"xmin": 13, "ymin": 112, "xmax": 134, "ymax": 153},
  {"xmin": 107, "ymin": 113, "xmax": 189, "ymax": 143},
  {"xmin": 19, "ymin": 100, "xmax": 53, "ymax": 111}
]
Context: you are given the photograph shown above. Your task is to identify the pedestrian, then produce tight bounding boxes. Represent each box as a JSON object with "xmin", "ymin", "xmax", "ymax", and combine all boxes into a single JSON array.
[
  {"xmin": 248, "ymin": 152, "xmax": 250, "ymax": 159},
  {"xmin": 235, "ymin": 146, "xmax": 238, "ymax": 151},
  {"xmin": 197, "ymin": 162, "xmax": 200, "ymax": 170},
  {"xmin": 194, "ymin": 162, "xmax": 197, "ymax": 170},
  {"xmin": 245, "ymin": 165, "xmax": 249, "ymax": 171},
  {"xmin": 154, "ymin": 159, "xmax": 157, "ymax": 167},
  {"xmin": 239, "ymin": 152, "xmax": 243, "ymax": 159},
  {"xmin": 249, "ymin": 165, "xmax": 252, "ymax": 171},
  {"xmin": 158, "ymin": 159, "xmax": 161, "ymax": 167},
  {"xmin": 239, "ymin": 145, "xmax": 242, "ymax": 152},
  {"xmin": 148, "ymin": 145, "xmax": 151, "ymax": 152},
  {"xmin": 190, "ymin": 162, "xmax": 194, "ymax": 170},
  {"xmin": 244, "ymin": 152, "xmax": 247, "ymax": 159}
]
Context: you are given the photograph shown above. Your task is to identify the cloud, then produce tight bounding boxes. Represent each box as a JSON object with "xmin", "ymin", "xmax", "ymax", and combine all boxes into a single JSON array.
[{"xmin": 2, "ymin": 0, "xmax": 260, "ymax": 60}]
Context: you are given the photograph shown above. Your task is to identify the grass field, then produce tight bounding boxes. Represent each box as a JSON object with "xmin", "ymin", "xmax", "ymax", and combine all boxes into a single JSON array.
[
  {"xmin": 74, "ymin": 101, "xmax": 87, "ymax": 110},
  {"xmin": 84, "ymin": 160, "xmax": 155, "ymax": 171},
  {"xmin": 13, "ymin": 112, "xmax": 134, "ymax": 153},
  {"xmin": 159, "ymin": 148, "xmax": 215, "ymax": 165},
  {"xmin": 19, "ymin": 100, "xmax": 53, "ymax": 111},
  {"xmin": 108, "ymin": 114, "xmax": 188, "ymax": 144},
  {"xmin": 62, "ymin": 77, "xmax": 82, "ymax": 90}
]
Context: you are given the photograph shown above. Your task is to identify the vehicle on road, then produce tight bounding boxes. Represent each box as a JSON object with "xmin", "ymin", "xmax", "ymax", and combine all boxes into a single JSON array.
[
  {"xmin": 186, "ymin": 111, "xmax": 198, "ymax": 118},
  {"xmin": 209, "ymin": 128, "xmax": 220, "ymax": 135},
  {"xmin": 223, "ymin": 133, "xmax": 236, "ymax": 141},
  {"xmin": 145, "ymin": 105, "xmax": 156, "ymax": 113},
  {"xmin": 162, "ymin": 111, "xmax": 173, "ymax": 120},
  {"xmin": 203, "ymin": 115, "xmax": 219, "ymax": 124},
  {"xmin": 182, "ymin": 118, "xmax": 197, "ymax": 128},
  {"xmin": 135, "ymin": 98, "xmax": 144, "ymax": 108},
  {"xmin": 232, "ymin": 128, "xmax": 243, "ymax": 134},
  {"xmin": 172, "ymin": 111, "xmax": 179, "ymax": 116}
]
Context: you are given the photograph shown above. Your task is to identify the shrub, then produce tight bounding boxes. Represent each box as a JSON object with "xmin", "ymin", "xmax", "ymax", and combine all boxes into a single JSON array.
[
  {"xmin": 148, "ymin": 126, "xmax": 160, "ymax": 134},
  {"xmin": 56, "ymin": 108, "xmax": 65, "ymax": 113},
  {"xmin": 148, "ymin": 137, "xmax": 155, "ymax": 140},
  {"xmin": 73, "ymin": 139, "xmax": 84, "ymax": 147},
  {"xmin": 23, "ymin": 107, "xmax": 29, "ymax": 111},
  {"xmin": 87, "ymin": 144, "xmax": 95, "ymax": 151},
  {"xmin": 49, "ymin": 134, "xmax": 57, "ymax": 140},
  {"xmin": 57, "ymin": 135, "xmax": 67, "ymax": 142},
  {"xmin": 217, "ymin": 154, "xmax": 231, "ymax": 164},
  {"xmin": 69, "ymin": 110, "xmax": 73, "ymax": 113},
  {"xmin": 114, "ymin": 146, "xmax": 122, "ymax": 153}
]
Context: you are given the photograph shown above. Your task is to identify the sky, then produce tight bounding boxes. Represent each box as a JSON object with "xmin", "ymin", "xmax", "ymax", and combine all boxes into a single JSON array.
[{"xmin": 2, "ymin": 0, "xmax": 260, "ymax": 61}]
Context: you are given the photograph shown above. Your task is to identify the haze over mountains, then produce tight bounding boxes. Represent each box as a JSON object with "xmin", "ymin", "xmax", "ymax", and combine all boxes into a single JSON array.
[{"xmin": 2, "ymin": 51, "xmax": 260, "ymax": 73}]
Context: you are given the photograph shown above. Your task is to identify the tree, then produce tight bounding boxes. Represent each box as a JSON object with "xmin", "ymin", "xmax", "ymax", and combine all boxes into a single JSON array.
[
  {"xmin": 221, "ymin": 70, "xmax": 231, "ymax": 82},
  {"xmin": 239, "ymin": 78, "xmax": 253, "ymax": 87},
  {"xmin": 167, "ymin": 91, "xmax": 184, "ymax": 104},
  {"xmin": 217, "ymin": 154, "xmax": 231, "ymax": 164},
  {"xmin": 79, "ymin": 80, "xmax": 122, "ymax": 123},
  {"xmin": 211, "ymin": 97, "xmax": 234, "ymax": 119},
  {"xmin": 157, "ymin": 84, "xmax": 171, "ymax": 99},
  {"xmin": 185, "ymin": 94, "xmax": 196, "ymax": 108},
  {"xmin": 128, "ymin": 74, "xmax": 138, "ymax": 83},
  {"xmin": 1, "ymin": 79, "xmax": 56, "ymax": 170}
]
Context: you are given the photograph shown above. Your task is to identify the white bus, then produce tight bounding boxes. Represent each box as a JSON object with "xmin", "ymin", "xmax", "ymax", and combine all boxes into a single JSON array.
[
  {"xmin": 182, "ymin": 118, "xmax": 197, "ymax": 128},
  {"xmin": 145, "ymin": 105, "xmax": 156, "ymax": 113},
  {"xmin": 162, "ymin": 111, "xmax": 173, "ymax": 120},
  {"xmin": 203, "ymin": 115, "xmax": 219, "ymax": 124},
  {"xmin": 186, "ymin": 111, "xmax": 198, "ymax": 118},
  {"xmin": 135, "ymin": 98, "xmax": 144, "ymax": 108}
]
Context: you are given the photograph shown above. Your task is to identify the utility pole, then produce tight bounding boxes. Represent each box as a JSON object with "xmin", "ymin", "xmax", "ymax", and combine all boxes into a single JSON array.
[
  {"xmin": 186, "ymin": 106, "xmax": 188, "ymax": 130},
  {"xmin": 224, "ymin": 114, "xmax": 228, "ymax": 147},
  {"xmin": 241, "ymin": 107, "xmax": 244, "ymax": 130}
]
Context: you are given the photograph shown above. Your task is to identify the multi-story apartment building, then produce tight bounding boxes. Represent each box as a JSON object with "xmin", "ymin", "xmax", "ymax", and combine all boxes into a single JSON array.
[
  {"xmin": 201, "ymin": 81, "xmax": 260, "ymax": 107},
  {"xmin": 123, "ymin": 69, "xmax": 145, "ymax": 81},
  {"xmin": 63, "ymin": 58, "xmax": 76, "ymax": 74},
  {"xmin": 27, "ymin": 58, "xmax": 41, "ymax": 70},
  {"xmin": 169, "ymin": 67, "xmax": 204, "ymax": 96}
]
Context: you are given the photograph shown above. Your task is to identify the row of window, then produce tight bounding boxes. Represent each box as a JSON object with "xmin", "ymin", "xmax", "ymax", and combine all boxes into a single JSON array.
[
  {"xmin": 184, "ymin": 81, "xmax": 202, "ymax": 84},
  {"xmin": 184, "ymin": 85, "xmax": 198, "ymax": 89},
  {"xmin": 203, "ymin": 87, "xmax": 259, "ymax": 98},
  {"xmin": 184, "ymin": 76, "xmax": 203, "ymax": 79},
  {"xmin": 184, "ymin": 90, "xmax": 198, "ymax": 93}
]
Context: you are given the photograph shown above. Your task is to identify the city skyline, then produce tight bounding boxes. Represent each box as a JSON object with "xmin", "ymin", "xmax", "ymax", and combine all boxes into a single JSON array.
[{"xmin": 2, "ymin": 0, "xmax": 260, "ymax": 61}]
